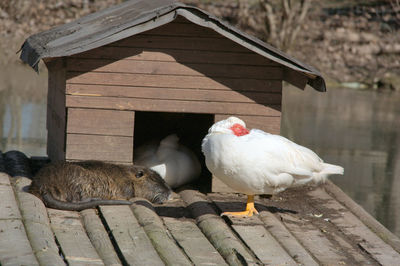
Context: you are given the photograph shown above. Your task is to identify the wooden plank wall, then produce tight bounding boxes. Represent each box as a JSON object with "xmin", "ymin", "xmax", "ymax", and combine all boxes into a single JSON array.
[
  {"xmin": 65, "ymin": 108, "xmax": 134, "ymax": 162},
  {"xmin": 64, "ymin": 16, "xmax": 282, "ymax": 163}
]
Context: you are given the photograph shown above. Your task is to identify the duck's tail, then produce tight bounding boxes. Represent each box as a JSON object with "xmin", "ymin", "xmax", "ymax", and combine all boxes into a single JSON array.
[
  {"xmin": 321, "ymin": 163, "xmax": 344, "ymax": 175},
  {"xmin": 311, "ymin": 163, "xmax": 344, "ymax": 184}
]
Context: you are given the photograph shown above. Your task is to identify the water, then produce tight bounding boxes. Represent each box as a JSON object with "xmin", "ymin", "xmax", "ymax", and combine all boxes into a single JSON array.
[
  {"xmin": 0, "ymin": 62, "xmax": 48, "ymax": 156},
  {"xmin": 282, "ymin": 85, "xmax": 400, "ymax": 237},
  {"xmin": 1, "ymin": 77, "xmax": 399, "ymax": 237}
]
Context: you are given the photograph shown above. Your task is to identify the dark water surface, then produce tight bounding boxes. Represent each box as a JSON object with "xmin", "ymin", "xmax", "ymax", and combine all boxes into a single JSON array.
[
  {"xmin": 282, "ymin": 85, "xmax": 400, "ymax": 237},
  {"xmin": 1, "ymin": 79, "xmax": 399, "ymax": 237}
]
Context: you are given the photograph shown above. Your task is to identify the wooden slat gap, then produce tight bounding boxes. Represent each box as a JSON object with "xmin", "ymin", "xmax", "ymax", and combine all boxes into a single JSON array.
[{"xmin": 95, "ymin": 206, "xmax": 132, "ymax": 266}]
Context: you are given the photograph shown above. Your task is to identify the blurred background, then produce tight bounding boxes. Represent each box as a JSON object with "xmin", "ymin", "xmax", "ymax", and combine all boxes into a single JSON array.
[{"xmin": 1, "ymin": 0, "xmax": 399, "ymax": 236}]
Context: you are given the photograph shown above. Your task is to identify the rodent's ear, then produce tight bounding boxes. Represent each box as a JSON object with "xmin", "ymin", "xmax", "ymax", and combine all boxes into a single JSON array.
[{"xmin": 135, "ymin": 170, "xmax": 144, "ymax": 178}]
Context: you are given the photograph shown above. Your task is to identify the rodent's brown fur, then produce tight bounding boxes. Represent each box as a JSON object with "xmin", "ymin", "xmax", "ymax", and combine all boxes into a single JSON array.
[{"xmin": 29, "ymin": 160, "xmax": 172, "ymax": 210}]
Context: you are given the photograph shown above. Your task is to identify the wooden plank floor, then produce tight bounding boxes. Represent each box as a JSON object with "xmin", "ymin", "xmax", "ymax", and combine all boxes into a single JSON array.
[{"xmin": 1, "ymin": 172, "xmax": 400, "ymax": 266}]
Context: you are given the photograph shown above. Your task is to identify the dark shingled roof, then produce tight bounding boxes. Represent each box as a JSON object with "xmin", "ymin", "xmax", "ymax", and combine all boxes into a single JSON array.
[{"xmin": 20, "ymin": 0, "xmax": 326, "ymax": 91}]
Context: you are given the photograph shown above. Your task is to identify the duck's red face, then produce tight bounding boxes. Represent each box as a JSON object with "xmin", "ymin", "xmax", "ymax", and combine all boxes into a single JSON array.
[{"xmin": 230, "ymin": 123, "xmax": 250, "ymax": 136}]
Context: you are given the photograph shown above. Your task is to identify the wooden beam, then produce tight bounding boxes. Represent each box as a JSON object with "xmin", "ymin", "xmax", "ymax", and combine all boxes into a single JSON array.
[
  {"xmin": 308, "ymin": 188, "xmax": 400, "ymax": 265},
  {"xmin": 13, "ymin": 177, "xmax": 65, "ymax": 266},
  {"xmin": 66, "ymin": 134, "xmax": 133, "ymax": 162},
  {"xmin": 66, "ymin": 58, "xmax": 283, "ymax": 80},
  {"xmin": 66, "ymin": 95, "xmax": 281, "ymax": 117},
  {"xmin": 179, "ymin": 189, "xmax": 258, "ymax": 264},
  {"xmin": 66, "ymin": 72, "xmax": 282, "ymax": 93},
  {"xmin": 67, "ymin": 108, "xmax": 134, "ymax": 137},
  {"xmin": 258, "ymin": 211, "xmax": 319, "ymax": 266},
  {"xmin": 73, "ymin": 46, "xmax": 279, "ymax": 66},
  {"xmin": 66, "ymin": 84, "xmax": 282, "ymax": 105},
  {"xmin": 0, "ymin": 174, "xmax": 39, "ymax": 265},
  {"xmin": 99, "ymin": 205, "xmax": 164, "ymax": 265},
  {"xmin": 130, "ymin": 200, "xmax": 192, "ymax": 265},
  {"xmin": 114, "ymin": 34, "xmax": 251, "ymax": 53},
  {"xmin": 163, "ymin": 217, "xmax": 227, "ymax": 265},
  {"xmin": 48, "ymin": 209, "xmax": 104, "ymax": 265},
  {"xmin": 81, "ymin": 209, "xmax": 122, "ymax": 266}
]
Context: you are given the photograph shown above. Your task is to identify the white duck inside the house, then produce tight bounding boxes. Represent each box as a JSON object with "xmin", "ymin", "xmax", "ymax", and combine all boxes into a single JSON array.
[
  {"xmin": 201, "ymin": 116, "xmax": 344, "ymax": 217},
  {"xmin": 134, "ymin": 134, "xmax": 201, "ymax": 189}
]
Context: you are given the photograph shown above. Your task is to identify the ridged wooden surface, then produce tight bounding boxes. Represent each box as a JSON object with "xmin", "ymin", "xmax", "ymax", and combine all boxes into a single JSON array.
[{"xmin": 2, "ymin": 172, "xmax": 400, "ymax": 265}]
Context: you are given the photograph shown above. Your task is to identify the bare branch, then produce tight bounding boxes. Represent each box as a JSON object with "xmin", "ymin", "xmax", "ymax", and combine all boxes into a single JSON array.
[
  {"xmin": 288, "ymin": 0, "xmax": 311, "ymax": 50},
  {"xmin": 260, "ymin": 0, "xmax": 279, "ymax": 47}
]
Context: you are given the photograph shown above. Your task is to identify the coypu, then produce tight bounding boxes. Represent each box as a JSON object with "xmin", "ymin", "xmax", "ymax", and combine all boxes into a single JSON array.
[{"xmin": 29, "ymin": 160, "xmax": 172, "ymax": 211}]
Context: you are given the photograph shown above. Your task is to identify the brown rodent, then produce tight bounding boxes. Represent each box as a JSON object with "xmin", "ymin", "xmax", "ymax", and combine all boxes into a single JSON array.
[{"xmin": 29, "ymin": 160, "xmax": 172, "ymax": 211}]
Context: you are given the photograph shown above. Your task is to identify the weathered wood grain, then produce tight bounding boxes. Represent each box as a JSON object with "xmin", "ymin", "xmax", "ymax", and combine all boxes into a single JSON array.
[
  {"xmin": 163, "ymin": 217, "xmax": 228, "ymax": 266},
  {"xmin": 66, "ymin": 84, "xmax": 282, "ymax": 105},
  {"xmin": 47, "ymin": 67, "xmax": 66, "ymax": 121},
  {"xmin": 0, "ymin": 219, "xmax": 39, "ymax": 266},
  {"xmin": 113, "ymin": 34, "xmax": 251, "ymax": 53},
  {"xmin": 66, "ymin": 71, "xmax": 282, "ymax": 93},
  {"xmin": 141, "ymin": 18, "xmax": 222, "ymax": 37},
  {"xmin": 0, "ymin": 174, "xmax": 38, "ymax": 266},
  {"xmin": 46, "ymin": 58, "xmax": 67, "ymax": 162},
  {"xmin": 47, "ymin": 100, "xmax": 66, "ymax": 161},
  {"xmin": 232, "ymin": 225, "xmax": 297, "ymax": 265},
  {"xmin": 13, "ymin": 177, "xmax": 65, "ymax": 266},
  {"xmin": 0, "ymin": 173, "xmax": 22, "ymax": 220},
  {"xmin": 130, "ymin": 199, "xmax": 192, "ymax": 265},
  {"xmin": 308, "ymin": 187, "xmax": 400, "ymax": 265},
  {"xmin": 179, "ymin": 189, "xmax": 257, "ymax": 265},
  {"xmin": 66, "ymin": 58, "xmax": 283, "ymax": 80},
  {"xmin": 209, "ymin": 193, "xmax": 298, "ymax": 265},
  {"xmin": 73, "ymin": 46, "xmax": 279, "ymax": 66},
  {"xmin": 48, "ymin": 208, "xmax": 104, "ymax": 266},
  {"xmin": 66, "ymin": 95, "xmax": 281, "ymax": 117},
  {"xmin": 67, "ymin": 108, "xmax": 134, "ymax": 136},
  {"xmin": 65, "ymin": 134, "xmax": 133, "ymax": 162},
  {"xmin": 325, "ymin": 180, "xmax": 400, "ymax": 253},
  {"xmin": 280, "ymin": 212, "xmax": 349, "ymax": 265},
  {"xmin": 259, "ymin": 211, "xmax": 319, "ymax": 266},
  {"xmin": 81, "ymin": 209, "xmax": 122, "ymax": 266},
  {"xmin": 99, "ymin": 205, "xmax": 164, "ymax": 266}
]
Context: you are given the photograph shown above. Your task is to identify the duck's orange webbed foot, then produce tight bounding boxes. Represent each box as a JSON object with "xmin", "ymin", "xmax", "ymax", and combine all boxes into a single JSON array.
[{"xmin": 221, "ymin": 195, "xmax": 259, "ymax": 217}]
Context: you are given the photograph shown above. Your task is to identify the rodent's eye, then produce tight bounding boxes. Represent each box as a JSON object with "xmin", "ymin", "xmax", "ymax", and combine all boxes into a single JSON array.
[{"xmin": 136, "ymin": 170, "xmax": 144, "ymax": 178}]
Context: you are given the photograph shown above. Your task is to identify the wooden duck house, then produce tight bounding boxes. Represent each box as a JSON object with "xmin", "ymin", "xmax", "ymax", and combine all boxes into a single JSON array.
[{"xmin": 20, "ymin": 0, "xmax": 326, "ymax": 190}]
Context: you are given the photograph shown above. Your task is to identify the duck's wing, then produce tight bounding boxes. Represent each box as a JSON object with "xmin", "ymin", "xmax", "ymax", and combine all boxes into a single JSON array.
[{"xmin": 246, "ymin": 129, "xmax": 324, "ymax": 177}]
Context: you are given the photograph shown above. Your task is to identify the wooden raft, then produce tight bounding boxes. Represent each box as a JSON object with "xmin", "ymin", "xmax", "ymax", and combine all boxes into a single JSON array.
[{"xmin": 1, "ymin": 172, "xmax": 400, "ymax": 266}]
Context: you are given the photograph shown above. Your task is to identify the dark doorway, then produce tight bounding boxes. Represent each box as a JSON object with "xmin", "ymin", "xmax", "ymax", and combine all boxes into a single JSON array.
[{"xmin": 133, "ymin": 111, "xmax": 214, "ymax": 192}]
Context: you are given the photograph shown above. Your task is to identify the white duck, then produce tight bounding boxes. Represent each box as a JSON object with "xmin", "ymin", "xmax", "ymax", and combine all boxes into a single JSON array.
[
  {"xmin": 202, "ymin": 116, "xmax": 344, "ymax": 217},
  {"xmin": 134, "ymin": 134, "xmax": 201, "ymax": 188}
]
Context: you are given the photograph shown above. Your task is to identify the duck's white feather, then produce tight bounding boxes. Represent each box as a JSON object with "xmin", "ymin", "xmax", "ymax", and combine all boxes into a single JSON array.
[
  {"xmin": 135, "ymin": 134, "xmax": 201, "ymax": 188},
  {"xmin": 202, "ymin": 117, "xmax": 343, "ymax": 195}
]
